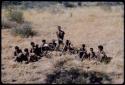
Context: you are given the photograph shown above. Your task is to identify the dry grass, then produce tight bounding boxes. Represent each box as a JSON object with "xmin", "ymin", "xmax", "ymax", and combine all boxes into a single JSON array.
[{"xmin": 1, "ymin": 5, "xmax": 124, "ymax": 84}]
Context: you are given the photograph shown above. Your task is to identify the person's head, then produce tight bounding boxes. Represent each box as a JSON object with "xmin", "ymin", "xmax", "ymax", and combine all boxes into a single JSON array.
[
  {"xmin": 58, "ymin": 26, "xmax": 61, "ymax": 31},
  {"xmin": 42, "ymin": 39, "xmax": 46, "ymax": 43},
  {"xmin": 82, "ymin": 44, "xmax": 85, "ymax": 48},
  {"xmin": 66, "ymin": 40, "xmax": 69, "ymax": 43},
  {"xmin": 90, "ymin": 48, "xmax": 93, "ymax": 52},
  {"xmin": 98, "ymin": 45, "xmax": 103, "ymax": 51},
  {"xmin": 30, "ymin": 42, "xmax": 35, "ymax": 47},
  {"xmin": 66, "ymin": 40, "xmax": 70, "ymax": 44},
  {"xmin": 24, "ymin": 48, "xmax": 28, "ymax": 52},
  {"xmin": 15, "ymin": 46, "xmax": 19, "ymax": 50}
]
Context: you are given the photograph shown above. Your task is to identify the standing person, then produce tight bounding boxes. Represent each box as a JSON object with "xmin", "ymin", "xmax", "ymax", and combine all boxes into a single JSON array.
[
  {"xmin": 56, "ymin": 26, "xmax": 65, "ymax": 50},
  {"xmin": 96, "ymin": 45, "xmax": 107, "ymax": 62}
]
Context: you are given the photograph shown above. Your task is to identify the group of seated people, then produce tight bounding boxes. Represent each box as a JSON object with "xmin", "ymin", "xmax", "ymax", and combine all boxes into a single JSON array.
[
  {"xmin": 78, "ymin": 44, "xmax": 107, "ymax": 62},
  {"xmin": 14, "ymin": 38, "xmax": 108, "ymax": 63},
  {"xmin": 14, "ymin": 25, "xmax": 110, "ymax": 63},
  {"xmin": 14, "ymin": 39, "xmax": 57, "ymax": 63}
]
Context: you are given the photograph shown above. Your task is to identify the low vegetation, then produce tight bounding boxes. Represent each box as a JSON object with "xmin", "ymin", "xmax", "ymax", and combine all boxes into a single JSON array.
[
  {"xmin": 11, "ymin": 22, "xmax": 36, "ymax": 38},
  {"xmin": 6, "ymin": 6, "xmax": 24, "ymax": 23},
  {"xmin": 63, "ymin": 2, "xmax": 77, "ymax": 8},
  {"xmin": 45, "ymin": 56, "xmax": 112, "ymax": 84},
  {"xmin": 46, "ymin": 58, "xmax": 112, "ymax": 84},
  {"xmin": 3, "ymin": 6, "xmax": 36, "ymax": 38},
  {"xmin": 2, "ymin": 19, "xmax": 17, "ymax": 29}
]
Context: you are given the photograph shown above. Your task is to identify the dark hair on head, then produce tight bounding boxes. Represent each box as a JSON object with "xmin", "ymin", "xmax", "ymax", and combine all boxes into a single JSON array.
[
  {"xmin": 15, "ymin": 46, "xmax": 19, "ymax": 49},
  {"xmin": 58, "ymin": 25, "xmax": 61, "ymax": 28},
  {"xmin": 90, "ymin": 48, "xmax": 94, "ymax": 52},
  {"xmin": 82, "ymin": 44, "xmax": 85, "ymax": 47},
  {"xmin": 66, "ymin": 40, "xmax": 70, "ymax": 44},
  {"xmin": 98, "ymin": 45, "xmax": 103, "ymax": 50},
  {"xmin": 90, "ymin": 48, "xmax": 93, "ymax": 50},
  {"xmin": 31, "ymin": 42, "xmax": 35, "ymax": 45},
  {"xmin": 58, "ymin": 26, "xmax": 61, "ymax": 30},
  {"xmin": 66, "ymin": 40, "xmax": 69, "ymax": 42},
  {"xmin": 24, "ymin": 48, "xmax": 28, "ymax": 52},
  {"xmin": 42, "ymin": 39, "xmax": 46, "ymax": 42}
]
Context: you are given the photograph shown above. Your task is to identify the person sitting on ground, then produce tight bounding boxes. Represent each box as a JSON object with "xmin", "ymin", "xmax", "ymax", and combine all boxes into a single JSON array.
[
  {"xmin": 71, "ymin": 46, "xmax": 79, "ymax": 54},
  {"xmin": 62, "ymin": 39, "xmax": 75, "ymax": 54},
  {"xmin": 79, "ymin": 44, "xmax": 88, "ymax": 61},
  {"xmin": 14, "ymin": 46, "xmax": 24, "ymax": 63},
  {"xmin": 56, "ymin": 26, "xmax": 65, "ymax": 50},
  {"xmin": 52, "ymin": 39, "xmax": 57, "ymax": 50},
  {"xmin": 30, "ymin": 42, "xmax": 36, "ymax": 53},
  {"xmin": 79, "ymin": 48, "xmax": 84, "ymax": 59},
  {"xmin": 29, "ymin": 42, "xmax": 39, "ymax": 62},
  {"xmin": 88, "ymin": 48, "xmax": 96, "ymax": 60},
  {"xmin": 96, "ymin": 45, "xmax": 107, "ymax": 62},
  {"xmin": 23, "ymin": 48, "xmax": 29, "ymax": 63},
  {"xmin": 41, "ymin": 40, "xmax": 46, "ymax": 47},
  {"xmin": 35, "ymin": 44, "xmax": 42, "ymax": 58},
  {"xmin": 41, "ymin": 40, "xmax": 49, "ymax": 50},
  {"xmin": 68, "ymin": 43, "xmax": 76, "ymax": 54},
  {"xmin": 49, "ymin": 39, "xmax": 57, "ymax": 51},
  {"xmin": 63, "ymin": 40, "xmax": 71, "ymax": 52},
  {"xmin": 41, "ymin": 39, "xmax": 49, "ymax": 55}
]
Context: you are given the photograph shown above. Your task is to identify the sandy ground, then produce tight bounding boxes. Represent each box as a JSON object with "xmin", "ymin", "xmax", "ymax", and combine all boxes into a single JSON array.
[{"xmin": 1, "ymin": 5, "xmax": 124, "ymax": 84}]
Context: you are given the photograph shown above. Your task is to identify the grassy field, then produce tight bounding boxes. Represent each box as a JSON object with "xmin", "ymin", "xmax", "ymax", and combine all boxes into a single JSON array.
[{"xmin": 1, "ymin": 2, "xmax": 124, "ymax": 84}]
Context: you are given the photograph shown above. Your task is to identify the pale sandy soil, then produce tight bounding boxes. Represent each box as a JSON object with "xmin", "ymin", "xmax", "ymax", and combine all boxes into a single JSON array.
[{"xmin": 1, "ymin": 5, "xmax": 124, "ymax": 84}]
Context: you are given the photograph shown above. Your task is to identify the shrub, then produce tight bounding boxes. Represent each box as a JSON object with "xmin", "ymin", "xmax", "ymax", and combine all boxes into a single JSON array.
[
  {"xmin": 6, "ymin": 6, "xmax": 24, "ymax": 23},
  {"xmin": 46, "ymin": 56, "xmax": 112, "ymax": 84},
  {"xmin": 2, "ymin": 18, "xmax": 17, "ymax": 29},
  {"xmin": 54, "ymin": 56, "xmax": 73, "ymax": 69},
  {"xmin": 2, "ymin": 1, "xmax": 22, "ymax": 7},
  {"xmin": 78, "ymin": 2, "xmax": 82, "ymax": 6},
  {"xmin": 11, "ymin": 22, "xmax": 36, "ymax": 37},
  {"xmin": 54, "ymin": 58, "xmax": 67, "ymax": 68},
  {"xmin": 100, "ymin": 5, "xmax": 112, "ymax": 12},
  {"xmin": 46, "ymin": 68, "xmax": 112, "ymax": 84},
  {"xmin": 63, "ymin": 2, "xmax": 76, "ymax": 8}
]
